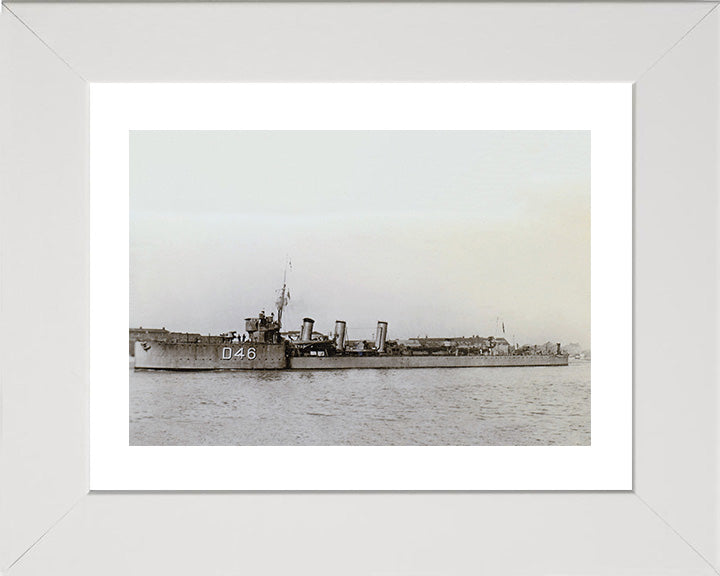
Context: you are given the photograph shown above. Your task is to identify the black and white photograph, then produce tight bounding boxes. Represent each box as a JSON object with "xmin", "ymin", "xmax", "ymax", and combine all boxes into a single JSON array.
[{"xmin": 129, "ymin": 130, "xmax": 591, "ymax": 447}]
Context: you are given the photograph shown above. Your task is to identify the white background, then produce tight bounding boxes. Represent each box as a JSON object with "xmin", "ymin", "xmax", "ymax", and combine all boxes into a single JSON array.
[{"xmin": 90, "ymin": 84, "xmax": 632, "ymax": 490}]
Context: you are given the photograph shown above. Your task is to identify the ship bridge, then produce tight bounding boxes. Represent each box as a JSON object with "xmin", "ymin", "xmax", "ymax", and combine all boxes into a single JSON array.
[{"xmin": 245, "ymin": 312, "xmax": 282, "ymax": 343}]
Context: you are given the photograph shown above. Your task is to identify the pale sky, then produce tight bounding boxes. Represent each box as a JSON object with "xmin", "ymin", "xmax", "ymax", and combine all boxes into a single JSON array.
[{"xmin": 130, "ymin": 131, "xmax": 590, "ymax": 348}]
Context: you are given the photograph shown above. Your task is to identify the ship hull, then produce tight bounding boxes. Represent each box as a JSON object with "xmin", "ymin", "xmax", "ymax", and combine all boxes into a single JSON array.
[
  {"xmin": 134, "ymin": 341, "xmax": 288, "ymax": 370},
  {"xmin": 289, "ymin": 354, "xmax": 568, "ymax": 369},
  {"xmin": 134, "ymin": 340, "xmax": 568, "ymax": 370}
]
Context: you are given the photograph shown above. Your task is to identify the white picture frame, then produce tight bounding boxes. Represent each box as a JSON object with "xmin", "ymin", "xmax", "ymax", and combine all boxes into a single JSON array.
[{"xmin": 1, "ymin": 2, "xmax": 718, "ymax": 574}]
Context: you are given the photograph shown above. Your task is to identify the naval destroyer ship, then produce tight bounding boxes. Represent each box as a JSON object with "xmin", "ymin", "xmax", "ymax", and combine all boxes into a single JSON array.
[{"xmin": 132, "ymin": 271, "xmax": 569, "ymax": 371}]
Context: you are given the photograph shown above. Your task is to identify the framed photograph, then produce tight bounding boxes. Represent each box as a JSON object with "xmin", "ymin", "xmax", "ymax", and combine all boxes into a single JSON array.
[
  {"xmin": 2, "ymin": 2, "xmax": 718, "ymax": 574},
  {"xmin": 90, "ymin": 83, "xmax": 631, "ymax": 491}
]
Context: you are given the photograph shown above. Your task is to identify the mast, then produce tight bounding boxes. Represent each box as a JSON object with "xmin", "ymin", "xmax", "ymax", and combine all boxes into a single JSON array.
[{"xmin": 277, "ymin": 258, "xmax": 289, "ymax": 329}]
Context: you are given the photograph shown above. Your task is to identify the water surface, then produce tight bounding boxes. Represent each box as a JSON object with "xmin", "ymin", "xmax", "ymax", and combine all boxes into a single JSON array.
[{"xmin": 130, "ymin": 362, "xmax": 590, "ymax": 446}]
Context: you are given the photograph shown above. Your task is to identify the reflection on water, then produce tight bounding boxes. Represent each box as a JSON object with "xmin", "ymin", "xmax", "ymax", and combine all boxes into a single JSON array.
[{"xmin": 130, "ymin": 363, "xmax": 590, "ymax": 446}]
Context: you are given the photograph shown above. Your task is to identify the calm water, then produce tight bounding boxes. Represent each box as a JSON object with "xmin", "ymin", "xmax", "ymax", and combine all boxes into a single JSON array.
[{"xmin": 130, "ymin": 362, "xmax": 590, "ymax": 446}]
